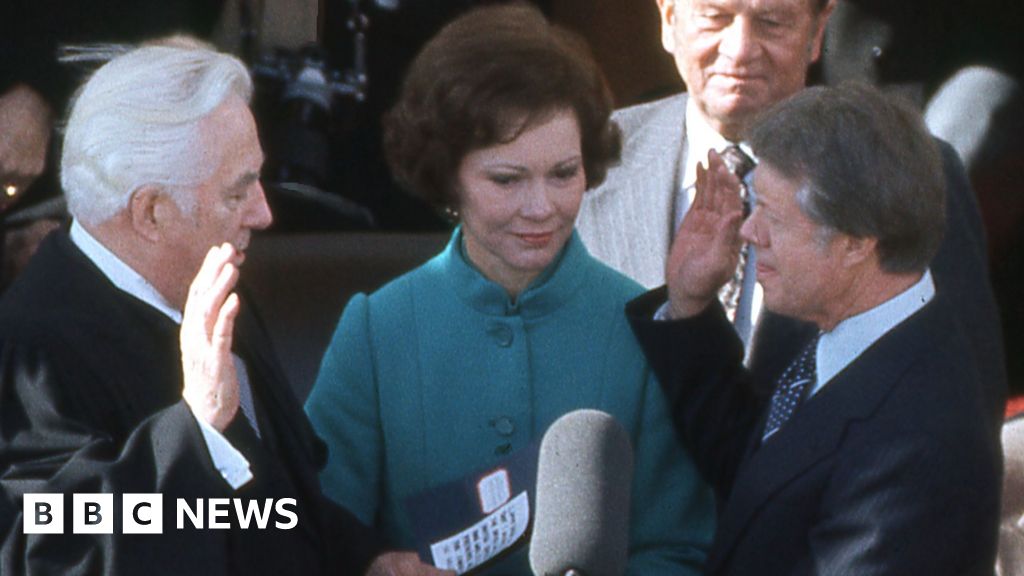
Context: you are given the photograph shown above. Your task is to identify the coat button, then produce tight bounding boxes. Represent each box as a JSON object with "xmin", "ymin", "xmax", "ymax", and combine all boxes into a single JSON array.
[
  {"xmin": 494, "ymin": 417, "xmax": 515, "ymax": 436},
  {"xmin": 871, "ymin": 45, "xmax": 884, "ymax": 59},
  {"xmin": 488, "ymin": 323, "xmax": 514, "ymax": 347}
]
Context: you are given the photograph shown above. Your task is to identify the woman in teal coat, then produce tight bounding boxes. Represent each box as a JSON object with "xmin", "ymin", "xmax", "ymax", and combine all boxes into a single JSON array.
[{"xmin": 305, "ymin": 5, "xmax": 714, "ymax": 574}]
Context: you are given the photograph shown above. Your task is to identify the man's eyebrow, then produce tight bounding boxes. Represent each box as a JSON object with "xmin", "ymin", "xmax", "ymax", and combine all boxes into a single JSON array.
[
  {"xmin": 226, "ymin": 172, "xmax": 261, "ymax": 194},
  {"xmin": 751, "ymin": 3, "xmax": 800, "ymax": 19}
]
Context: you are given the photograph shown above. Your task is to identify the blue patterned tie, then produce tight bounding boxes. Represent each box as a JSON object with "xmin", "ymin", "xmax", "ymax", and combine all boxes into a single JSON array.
[{"xmin": 762, "ymin": 334, "xmax": 820, "ymax": 441}]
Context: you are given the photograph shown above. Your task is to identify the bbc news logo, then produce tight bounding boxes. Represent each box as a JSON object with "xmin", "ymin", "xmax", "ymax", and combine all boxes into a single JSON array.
[{"xmin": 23, "ymin": 494, "xmax": 298, "ymax": 534}]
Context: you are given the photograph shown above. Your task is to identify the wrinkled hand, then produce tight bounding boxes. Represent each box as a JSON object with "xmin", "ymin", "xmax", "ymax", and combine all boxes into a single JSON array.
[
  {"xmin": 666, "ymin": 149, "xmax": 745, "ymax": 318},
  {"xmin": 365, "ymin": 552, "xmax": 456, "ymax": 576},
  {"xmin": 181, "ymin": 244, "xmax": 242, "ymax": 431},
  {"xmin": 0, "ymin": 84, "xmax": 52, "ymax": 195}
]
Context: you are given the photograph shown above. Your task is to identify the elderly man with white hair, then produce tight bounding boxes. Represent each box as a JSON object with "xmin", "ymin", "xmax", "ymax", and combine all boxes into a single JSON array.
[{"xmin": 0, "ymin": 40, "xmax": 443, "ymax": 576}]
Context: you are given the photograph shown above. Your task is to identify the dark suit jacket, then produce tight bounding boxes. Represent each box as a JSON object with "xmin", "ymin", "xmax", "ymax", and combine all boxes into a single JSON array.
[
  {"xmin": 0, "ymin": 230, "xmax": 379, "ymax": 575},
  {"xmin": 628, "ymin": 291, "xmax": 1001, "ymax": 575}
]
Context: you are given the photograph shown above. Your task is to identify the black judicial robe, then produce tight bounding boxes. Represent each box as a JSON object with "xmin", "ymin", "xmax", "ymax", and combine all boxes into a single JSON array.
[{"xmin": 0, "ymin": 229, "xmax": 379, "ymax": 575}]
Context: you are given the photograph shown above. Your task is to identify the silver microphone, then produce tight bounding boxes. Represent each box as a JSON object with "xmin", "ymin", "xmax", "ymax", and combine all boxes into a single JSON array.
[{"xmin": 529, "ymin": 409, "xmax": 633, "ymax": 576}]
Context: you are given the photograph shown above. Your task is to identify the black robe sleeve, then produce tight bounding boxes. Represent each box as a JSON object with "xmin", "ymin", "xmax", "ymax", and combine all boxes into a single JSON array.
[{"xmin": 0, "ymin": 337, "xmax": 237, "ymax": 576}]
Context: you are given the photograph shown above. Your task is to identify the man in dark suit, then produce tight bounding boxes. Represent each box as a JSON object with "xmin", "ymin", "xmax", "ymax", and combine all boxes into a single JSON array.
[
  {"xmin": 628, "ymin": 83, "xmax": 1001, "ymax": 575},
  {"xmin": 576, "ymin": 0, "xmax": 1007, "ymax": 428},
  {"xmin": 0, "ymin": 40, "xmax": 446, "ymax": 575}
]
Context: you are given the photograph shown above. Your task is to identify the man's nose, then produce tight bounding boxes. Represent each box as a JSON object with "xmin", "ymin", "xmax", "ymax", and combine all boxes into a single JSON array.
[
  {"xmin": 739, "ymin": 211, "xmax": 759, "ymax": 245},
  {"xmin": 718, "ymin": 17, "xmax": 760, "ymax": 63},
  {"xmin": 246, "ymin": 182, "xmax": 274, "ymax": 230}
]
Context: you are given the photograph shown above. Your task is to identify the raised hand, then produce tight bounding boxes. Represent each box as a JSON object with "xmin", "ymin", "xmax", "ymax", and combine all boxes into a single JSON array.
[
  {"xmin": 666, "ymin": 149, "xmax": 745, "ymax": 319},
  {"xmin": 180, "ymin": 243, "xmax": 242, "ymax": 431}
]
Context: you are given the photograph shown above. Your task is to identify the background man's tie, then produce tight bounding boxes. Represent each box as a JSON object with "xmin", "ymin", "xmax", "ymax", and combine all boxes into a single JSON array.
[{"xmin": 718, "ymin": 144, "xmax": 757, "ymax": 343}]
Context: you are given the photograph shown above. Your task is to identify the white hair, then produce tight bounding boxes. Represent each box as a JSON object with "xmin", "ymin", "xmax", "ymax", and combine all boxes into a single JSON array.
[{"xmin": 61, "ymin": 44, "xmax": 253, "ymax": 226}]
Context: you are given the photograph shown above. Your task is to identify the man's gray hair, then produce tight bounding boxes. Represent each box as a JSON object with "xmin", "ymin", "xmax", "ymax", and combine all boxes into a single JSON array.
[
  {"xmin": 750, "ymin": 82, "xmax": 946, "ymax": 274},
  {"xmin": 61, "ymin": 43, "xmax": 252, "ymax": 226}
]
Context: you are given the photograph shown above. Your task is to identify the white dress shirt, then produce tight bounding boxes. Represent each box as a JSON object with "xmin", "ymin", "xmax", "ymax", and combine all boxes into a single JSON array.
[
  {"xmin": 655, "ymin": 265, "xmax": 935, "ymax": 399},
  {"xmin": 673, "ymin": 97, "xmax": 733, "ymax": 232},
  {"xmin": 69, "ymin": 220, "xmax": 253, "ymax": 489},
  {"xmin": 812, "ymin": 269, "xmax": 936, "ymax": 396}
]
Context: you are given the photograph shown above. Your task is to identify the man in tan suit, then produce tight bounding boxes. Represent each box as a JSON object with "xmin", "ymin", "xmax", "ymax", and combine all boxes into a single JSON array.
[{"xmin": 576, "ymin": 0, "xmax": 832, "ymax": 289}]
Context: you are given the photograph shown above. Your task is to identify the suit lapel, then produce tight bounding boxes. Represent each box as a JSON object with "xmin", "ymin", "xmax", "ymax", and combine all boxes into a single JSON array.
[
  {"xmin": 707, "ymin": 302, "xmax": 939, "ymax": 572},
  {"xmin": 230, "ymin": 292, "xmax": 330, "ymax": 551},
  {"xmin": 232, "ymin": 288, "xmax": 320, "ymax": 470}
]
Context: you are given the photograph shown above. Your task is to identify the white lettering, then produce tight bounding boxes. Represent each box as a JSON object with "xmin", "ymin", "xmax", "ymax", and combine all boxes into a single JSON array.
[
  {"xmin": 176, "ymin": 498, "xmax": 204, "ymax": 529},
  {"xmin": 73, "ymin": 494, "xmax": 113, "ymax": 534},
  {"xmin": 233, "ymin": 498, "xmax": 274, "ymax": 529},
  {"xmin": 275, "ymin": 498, "xmax": 298, "ymax": 530},
  {"xmin": 23, "ymin": 494, "xmax": 300, "ymax": 533},
  {"xmin": 23, "ymin": 494, "xmax": 63, "ymax": 534},
  {"xmin": 208, "ymin": 498, "xmax": 231, "ymax": 529}
]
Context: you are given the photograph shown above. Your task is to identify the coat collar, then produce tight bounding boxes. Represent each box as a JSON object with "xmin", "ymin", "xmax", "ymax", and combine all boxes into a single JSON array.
[{"xmin": 436, "ymin": 226, "xmax": 591, "ymax": 319}]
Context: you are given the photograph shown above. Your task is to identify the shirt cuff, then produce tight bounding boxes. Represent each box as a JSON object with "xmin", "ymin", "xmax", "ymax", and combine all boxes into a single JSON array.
[
  {"xmin": 193, "ymin": 412, "xmax": 253, "ymax": 490},
  {"xmin": 654, "ymin": 300, "xmax": 674, "ymax": 321}
]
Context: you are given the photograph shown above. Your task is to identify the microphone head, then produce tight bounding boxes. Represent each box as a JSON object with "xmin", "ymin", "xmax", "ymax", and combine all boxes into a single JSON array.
[{"xmin": 529, "ymin": 409, "xmax": 633, "ymax": 576}]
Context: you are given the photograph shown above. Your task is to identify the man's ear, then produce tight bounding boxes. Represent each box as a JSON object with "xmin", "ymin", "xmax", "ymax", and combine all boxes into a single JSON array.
[
  {"xmin": 840, "ymin": 234, "xmax": 877, "ymax": 269},
  {"xmin": 808, "ymin": 0, "xmax": 836, "ymax": 63},
  {"xmin": 656, "ymin": 0, "xmax": 678, "ymax": 56},
  {"xmin": 128, "ymin": 186, "xmax": 170, "ymax": 242}
]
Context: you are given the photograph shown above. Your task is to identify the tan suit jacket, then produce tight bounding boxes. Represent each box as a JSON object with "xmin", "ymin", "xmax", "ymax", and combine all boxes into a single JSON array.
[{"xmin": 576, "ymin": 94, "xmax": 689, "ymax": 289}]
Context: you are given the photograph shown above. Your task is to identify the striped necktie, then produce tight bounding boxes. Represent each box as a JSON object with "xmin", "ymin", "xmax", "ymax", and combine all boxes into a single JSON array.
[{"xmin": 717, "ymin": 144, "xmax": 757, "ymax": 342}]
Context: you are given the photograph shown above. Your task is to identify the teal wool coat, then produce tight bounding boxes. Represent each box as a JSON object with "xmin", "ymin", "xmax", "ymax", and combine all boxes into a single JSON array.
[{"xmin": 306, "ymin": 229, "xmax": 714, "ymax": 574}]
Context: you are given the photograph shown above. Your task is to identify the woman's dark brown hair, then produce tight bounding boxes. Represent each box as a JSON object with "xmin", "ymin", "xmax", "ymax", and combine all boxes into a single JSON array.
[{"xmin": 382, "ymin": 2, "xmax": 621, "ymax": 213}]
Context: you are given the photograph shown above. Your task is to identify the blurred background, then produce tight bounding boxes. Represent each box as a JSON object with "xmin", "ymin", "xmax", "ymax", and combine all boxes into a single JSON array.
[{"xmin": 1, "ymin": 0, "xmax": 1022, "ymax": 398}]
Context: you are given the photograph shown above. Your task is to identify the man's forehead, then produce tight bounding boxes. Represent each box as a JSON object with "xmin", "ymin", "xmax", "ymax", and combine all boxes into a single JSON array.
[{"xmin": 753, "ymin": 163, "xmax": 804, "ymax": 200}]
